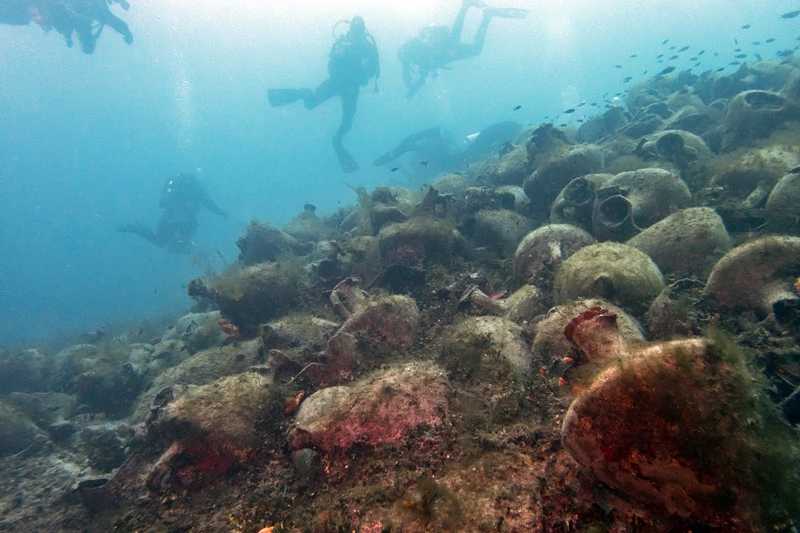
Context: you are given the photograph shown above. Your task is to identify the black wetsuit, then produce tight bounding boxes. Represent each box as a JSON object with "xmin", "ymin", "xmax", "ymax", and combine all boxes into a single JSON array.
[
  {"xmin": 118, "ymin": 174, "xmax": 227, "ymax": 254},
  {"xmin": 268, "ymin": 19, "xmax": 379, "ymax": 173}
]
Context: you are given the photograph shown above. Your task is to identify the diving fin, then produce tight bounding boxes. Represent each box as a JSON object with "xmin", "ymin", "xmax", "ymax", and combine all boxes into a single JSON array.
[
  {"xmin": 485, "ymin": 7, "xmax": 529, "ymax": 19},
  {"xmin": 333, "ymin": 141, "xmax": 360, "ymax": 173},
  {"xmin": 267, "ymin": 88, "xmax": 310, "ymax": 107}
]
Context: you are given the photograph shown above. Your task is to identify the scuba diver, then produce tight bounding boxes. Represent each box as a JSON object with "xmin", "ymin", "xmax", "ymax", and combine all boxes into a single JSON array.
[
  {"xmin": 268, "ymin": 16, "xmax": 380, "ymax": 174},
  {"xmin": 373, "ymin": 121, "xmax": 523, "ymax": 173},
  {"xmin": 398, "ymin": 0, "xmax": 528, "ymax": 100},
  {"xmin": 117, "ymin": 174, "xmax": 228, "ymax": 254},
  {"xmin": 2, "ymin": 0, "xmax": 134, "ymax": 53}
]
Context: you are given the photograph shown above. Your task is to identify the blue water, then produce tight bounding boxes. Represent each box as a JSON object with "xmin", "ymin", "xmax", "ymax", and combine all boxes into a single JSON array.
[{"xmin": 0, "ymin": 0, "xmax": 796, "ymax": 347}]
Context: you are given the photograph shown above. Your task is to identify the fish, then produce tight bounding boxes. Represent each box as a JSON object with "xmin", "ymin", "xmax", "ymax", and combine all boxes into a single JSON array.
[
  {"xmin": 489, "ymin": 290, "xmax": 507, "ymax": 300},
  {"xmin": 513, "ymin": 105, "xmax": 522, "ymax": 110},
  {"xmin": 662, "ymin": 39, "xmax": 669, "ymax": 44},
  {"xmin": 623, "ymin": 76, "xmax": 632, "ymax": 83},
  {"xmin": 578, "ymin": 101, "xmax": 587, "ymax": 107},
  {"xmin": 630, "ymin": 54, "xmax": 638, "ymax": 58},
  {"xmin": 698, "ymin": 50, "xmax": 705, "ymax": 55},
  {"xmin": 755, "ymin": 53, "xmax": 763, "ymax": 61},
  {"xmin": 679, "ymin": 45, "xmax": 689, "ymax": 52},
  {"xmin": 742, "ymin": 24, "xmax": 751, "ymax": 29},
  {"xmin": 689, "ymin": 56, "xmax": 698, "ymax": 61},
  {"xmin": 735, "ymin": 38, "xmax": 739, "ymax": 45},
  {"xmin": 729, "ymin": 60, "xmax": 741, "ymax": 65},
  {"xmin": 643, "ymin": 69, "xmax": 648, "ymax": 74},
  {"xmin": 735, "ymin": 53, "xmax": 747, "ymax": 58},
  {"xmin": 590, "ymin": 102, "xmax": 598, "ymax": 106},
  {"xmin": 781, "ymin": 10, "xmax": 800, "ymax": 19},
  {"xmin": 717, "ymin": 67, "xmax": 726, "ymax": 72},
  {"xmin": 615, "ymin": 64, "xmax": 622, "ymax": 68},
  {"xmin": 563, "ymin": 108, "xmax": 576, "ymax": 114},
  {"xmin": 694, "ymin": 62, "xmax": 701, "ymax": 67},
  {"xmin": 753, "ymin": 41, "xmax": 761, "ymax": 45},
  {"xmin": 669, "ymin": 55, "xmax": 679, "ymax": 60},
  {"xmin": 659, "ymin": 66, "xmax": 676, "ymax": 75},
  {"xmin": 669, "ymin": 45, "xmax": 676, "ymax": 50},
  {"xmin": 391, "ymin": 167, "xmax": 399, "ymax": 172},
  {"xmin": 420, "ymin": 161, "xmax": 429, "ymax": 166},
  {"xmin": 734, "ymin": 48, "xmax": 742, "ymax": 51},
  {"xmin": 766, "ymin": 38, "xmax": 776, "ymax": 43},
  {"xmin": 559, "ymin": 123, "xmax": 567, "ymax": 127}
]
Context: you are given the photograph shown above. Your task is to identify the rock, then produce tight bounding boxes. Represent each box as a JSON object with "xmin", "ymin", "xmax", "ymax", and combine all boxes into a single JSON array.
[
  {"xmin": 293, "ymin": 362, "xmax": 448, "ymax": 453},
  {"xmin": 703, "ymin": 236, "xmax": 800, "ymax": 320},
  {"xmin": 626, "ymin": 207, "xmax": 732, "ymax": 279},
  {"xmin": 370, "ymin": 204, "xmax": 408, "ymax": 233},
  {"xmin": 523, "ymin": 144, "xmax": 604, "ymax": 214},
  {"xmin": 471, "ymin": 209, "xmax": 534, "ymax": 256},
  {"xmin": 377, "ymin": 218, "xmax": 467, "ymax": 267},
  {"xmin": 632, "ymin": 129, "xmax": 712, "ymax": 165},
  {"xmin": 577, "ymin": 106, "xmax": 630, "ymax": 144},
  {"xmin": 497, "ymin": 284, "xmax": 548, "ymax": 322},
  {"xmin": 531, "ymin": 299, "xmax": 643, "ymax": 370},
  {"xmin": 80, "ymin": 426, "xmax": 128, "ymax": 472},
  {"xmin": 494, "ymin": 185, "xmax": 530, "ymax": 214},
  {"xmin": 766, "ymin": 170, "xmax": 800, "ymax": 222},
  {"xmin": 292, "ymin": 448, "xmax": 321, "ymax": 479},
  {"xmin": 0, "ymin": 401, "xmax": 46, "ymax": 458},
  {"xmin": 158, "ymin": 372, "xmax": 273, "ymax": 463},
  {"xmin": 52, "ymin": 344, "xmax": 142, "ymax": 418},
  {"xmin": 131, "ymin": 339, "xmax": 266, "ymax": 423},
  {"xmin": 340, "ymin": 294, "xmax": 420, "ymax": 348},
  {"xmin": 550, "ymin": 175, "xmax": 612, "ymax": 231},
  {"xmin": 430, "ymin": 173, "xmax": 474, "ymax": 198},
  {"xmin": 591, "ymin": 192, "xmax": 639, "ymax": 242},
  {"xmin": 6, "ymin": 392, "xmax": 75, "ymax": 430},
  {"xmin": 553, "ymin": 242, "xmax": 666, "ymax": 316},
  {"xmin": 601, "ymin": 168, "xmax": 691, "ymax": 229},
  {"xmin": 480, "ymin": 146, "xmax": 530, "ymax": 186},
  {"xmin": 161, "ymin": 311, "xmax": 227, "ymax": 354},
  {"xmin": 723, "ymin": 90, "xmax": 800, "ymax": 150},
  {"xmin": 0, "ymin": 348, "xmax": 49, "ymax": 395},
  {"xmin": 440, "ymin": 316, "xmax": 532, "ymax": 382},
  {"xmin": 212, "ymin": 261, "xmax": 302, "ymax": 334},
  {"xmin": 662, "ymin": 106, "xmax": 714, "ymax": 135},
  {"xmin": 236, "ymin": 220, "xmax": 305, "ymax": 265},
  {"xmin": 618, "ymin": 113, "xmax": 663, "ymax": 138},
  {"xmin": 646, "ymin": 280, "xmax": 705, "ymax": 340},
  {"xmin": 562, "ymin": 335, "xmax": 797, "ymax": 528},
  {"xmin": 146, "ymin": 372, "xmax": 274, "ymax": 491},
  {"xmin": 513, "ymin": 224, "xmax": 596, "ymax": 289},
  {"xmin": 709, "ymin": 146, "xmax": 799, "ymax": 201},
  {"xmin": 259, "ymin": 315, "xmax": 338, "ymax": 352},
  {"xmin": 284, "ymin": 204, "xmax": 333, "ymax": 243}
]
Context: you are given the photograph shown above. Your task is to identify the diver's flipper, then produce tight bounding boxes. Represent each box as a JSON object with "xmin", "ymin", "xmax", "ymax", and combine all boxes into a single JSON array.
[
  {"xmin": 373, "ymin": 152, "xmax": 395, "ymax": 166},
  {"xmin": 333, "ymin": 142, "xmax": 360, "ymax": 173},
  {"xmin": 267, "ymin": 89, "xmax": 309, "ymax": 107},
  {"xmin": 485, "ymin": 7, "xmax": 529, "ymax": 19}
]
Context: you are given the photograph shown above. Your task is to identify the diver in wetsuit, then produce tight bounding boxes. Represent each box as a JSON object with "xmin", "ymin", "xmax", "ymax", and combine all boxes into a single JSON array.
[
  {"xmin": 398, "ymin": 0, "xmax": 528, "ymax": 100},
  {"xmin": 117, "ymin": 174, "xmax": 227, "ymax": 254},
  {"xmin": 373, "ymin": 121, "xmax": 523, "ymax": 172},
  {"xmin": 13, "ymin": 0, "xmax": 134, "ymax": 53},
  {"xmin": 268, "ymin": 16, "xmax": 380, "ymax": 173}
]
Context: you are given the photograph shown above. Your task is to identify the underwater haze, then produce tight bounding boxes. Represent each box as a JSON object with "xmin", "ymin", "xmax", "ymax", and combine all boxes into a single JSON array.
[{"xmin": 0, "ymin": 0, "xmax": 795, "ymax": 347}]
